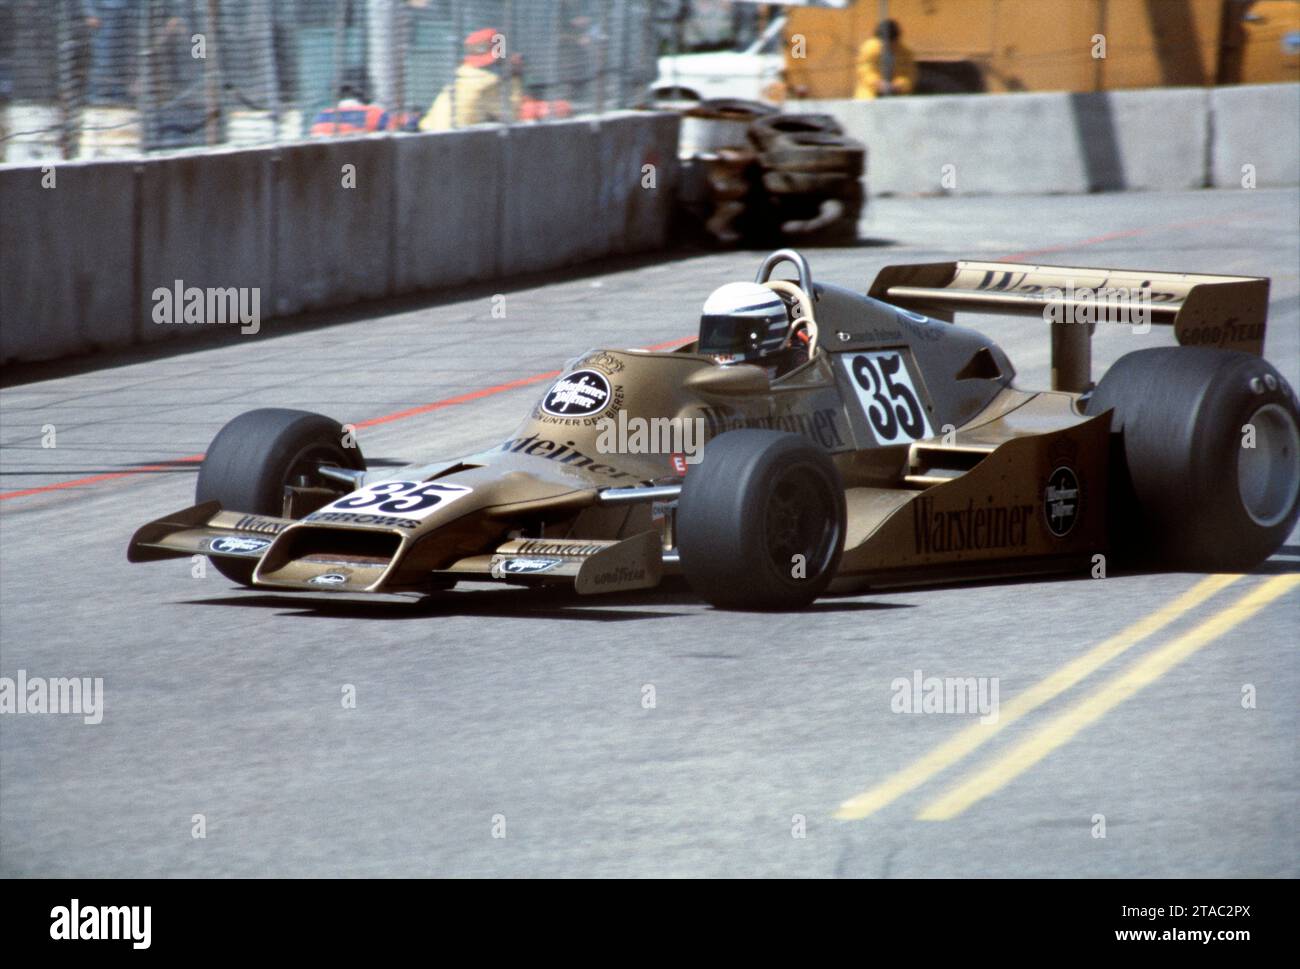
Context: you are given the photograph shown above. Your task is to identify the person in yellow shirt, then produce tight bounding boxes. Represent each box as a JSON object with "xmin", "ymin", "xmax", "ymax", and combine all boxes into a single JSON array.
[
  {"xmin": 855, "ymin": 19, "xmax": 918, "ymax": 99},
  {"xmin": 420, "ymin": 27, "xmax": 521, "ymax": 131}
]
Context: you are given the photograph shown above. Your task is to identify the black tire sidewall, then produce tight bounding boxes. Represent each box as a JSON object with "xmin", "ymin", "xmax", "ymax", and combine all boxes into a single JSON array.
[
  {"xmin": 195, "ymin": 408, "xmax": 364, "ymax": 583},
  {"xmin": 678, "ymin": 429, "xmax": 846, "ymax": 609},
  {"xmin": 1087, "ymin": 348, "xmax": 1300, "ymax": 568},
  {"xmin": 196, "ymin": 408, "xmax": 363, "ymax": 516}
]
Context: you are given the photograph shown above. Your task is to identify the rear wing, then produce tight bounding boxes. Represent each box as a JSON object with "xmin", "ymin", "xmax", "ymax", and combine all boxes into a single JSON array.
[{"xmin": 867, "ymin": 261, "xmax": 1269, "ymax": 392}]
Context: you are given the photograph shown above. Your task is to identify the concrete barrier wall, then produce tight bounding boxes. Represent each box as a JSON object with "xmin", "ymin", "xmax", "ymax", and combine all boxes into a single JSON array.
[
  {"xmin": 1209, "ymin": 84, "xmax": 1300, "ymax": 189},
  {"xmin": 0, "ymin": 160, "xmax": 139, "ymax": 363},
  {"xmin": 0, "ymin": 111, "xmax": 679, "ymax": 365},
  {"xmin": 136, "ymin": 147, "xmax": 276, "ymax": 345},
  {"xmin": 501, "ymin": 121, "xmax": 604, "ymax": 276},
  {"xmin": 393, "ymin": 128, "xmax": 507, "ymax": 293},
  {"xmin": 272, "ymin": 137, "xmax": 397, "ymax": 317},
  {"xmin": 801, "ymin": 82, "xmax": 1295, "ymax": 196},
  {"xmin": 600, "ymin": 112, "xmax": 681, "ymax": 256}
]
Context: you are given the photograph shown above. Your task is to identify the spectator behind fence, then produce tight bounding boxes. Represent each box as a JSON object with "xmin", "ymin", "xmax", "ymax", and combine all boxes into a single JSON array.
[
  {"xmin": 558, "ymin": 11, "xmax": 606, "ymax": 111},
  {"xmin": 310, "ymin": 69, "xmax": 397, "ymax": 136},
  {"xmin": 855, "ymin": 19, "xmax": 917, "ymax": 99},
  {"xmin": 85, "ymin": 0, "xmax": 135, "ymax": 104},
  {"xmin": 142, "ymin": 11, "xmax": 206, "ymax": 149},
  {"xmin": 419, "ymin": 27, "xmax": 520, "ymax": 131}
]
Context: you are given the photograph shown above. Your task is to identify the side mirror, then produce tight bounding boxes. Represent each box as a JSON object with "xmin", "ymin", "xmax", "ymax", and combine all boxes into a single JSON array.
[{"xmin": 684, "ymin": 363, "xmax": 771, "ymax": 396}]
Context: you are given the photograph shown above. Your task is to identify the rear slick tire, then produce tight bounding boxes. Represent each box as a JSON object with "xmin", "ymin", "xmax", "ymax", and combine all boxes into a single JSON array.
[{"xmin": 1085, "ymin": 347, "xmax": 1300, "ymax": 570}]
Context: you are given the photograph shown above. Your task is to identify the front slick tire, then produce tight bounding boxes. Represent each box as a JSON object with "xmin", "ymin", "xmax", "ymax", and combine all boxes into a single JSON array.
[
  {"xmin": 195, "ymin": 408, "xmax": 364, "ymax": 585},
  {"xmin": 677, "ymin": 429, "xmax": 845, "ymax": 610}
]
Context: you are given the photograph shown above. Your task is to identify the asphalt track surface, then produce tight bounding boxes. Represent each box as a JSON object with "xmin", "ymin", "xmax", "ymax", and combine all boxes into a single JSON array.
[{"xmin": 2, "ymin": 189, "xmax": 1297, "ymax": 877}]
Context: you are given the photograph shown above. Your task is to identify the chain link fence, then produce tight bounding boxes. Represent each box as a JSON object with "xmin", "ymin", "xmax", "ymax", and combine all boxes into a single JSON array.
[{"xmin": 0, "ymin": 0, "xmax": 660, "ymax": 164}]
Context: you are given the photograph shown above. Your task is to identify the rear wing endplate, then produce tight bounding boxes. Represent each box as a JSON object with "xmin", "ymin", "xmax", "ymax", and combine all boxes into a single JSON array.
[{"xmin": 867, "ymin": 261, "xmax": 1269, "ymax": 392}]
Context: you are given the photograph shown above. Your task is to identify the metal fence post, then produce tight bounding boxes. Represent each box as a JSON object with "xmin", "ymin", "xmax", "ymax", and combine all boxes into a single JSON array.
[
  {"xmin": 617, "ymin": 0, "xmax": 628, "ymax": 110},
  {"xmin": 547, "ymin": 0, "xmax": 560, "ymax": 108},
  {"xmin": 501, "ymin": 0, "xmax": 513, "ymax": 125},
  {"xmin": 204, "ymin": 0, "xmax": 224, "ymax": 145},
  {"xmin": 368, "ymin": 0, "xmax": 396, "ymax": 111},
  {"xmin": 258, "ymin": 0, "xmax": 282, "ymax": 136},
  {"xmin": 450, "ymin": 0, "xmax": 461, "ymax": 128},
  {"xmin": 55, "ymin": 0, "xmax": 82, "ymax": 160},
  {"xmin": 136, "ymin": 0, "xmax": 154, "ymax": 150},
  {"xmin": 330, "ymin": 0, "xmax": 347, "ymax": 126},
  {"xmin": 393, "ymin": 0, "xmax": 409, "ymax": 125},
  {"xmin": 595, "ymin": 0, "xmax": 608, "ymax": 115}
]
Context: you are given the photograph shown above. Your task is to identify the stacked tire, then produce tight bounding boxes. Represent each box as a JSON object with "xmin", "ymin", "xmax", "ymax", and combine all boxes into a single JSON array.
[
  {"xmin": 679, "ymin": 97, "xmax": 776, "ymax": 155},
  {"xmin": 748, "ymin": 113, "xmax": 866, "ymax": 244}
]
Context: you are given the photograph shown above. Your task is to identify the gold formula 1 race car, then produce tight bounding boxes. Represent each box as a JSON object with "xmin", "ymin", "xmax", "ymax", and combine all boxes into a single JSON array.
[{"xmin": 129, "ymin": 249, "xmax": 1300, "ymax": 610}]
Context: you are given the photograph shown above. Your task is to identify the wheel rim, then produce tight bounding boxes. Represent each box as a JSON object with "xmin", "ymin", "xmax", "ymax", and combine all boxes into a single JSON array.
[
  {"xmin": 278, "ymin": 443, "xmax": 355, "ymax": 517},
  {"xmin": 286, "ymin": 443, "xmax": 351, "ymax": 490},
  {"xmin": 1237, "ymin": 403, "xmax": 1300, "ymax": 528},
  {"xmin": 762, "ymin": 465, "xmax": 838, "ymax": 582}
]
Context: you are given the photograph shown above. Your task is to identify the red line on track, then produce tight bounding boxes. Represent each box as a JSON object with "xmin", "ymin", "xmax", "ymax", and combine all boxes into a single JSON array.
[
  {"xmin": 1000, "ymin": 212, "xmax": 1258, "ymax": 262},
  {"xmin": 351, "ymin": 370, "xmax": 562, "ymax": 430},
  {"xmin": 0, "ymin": 456, "xmax": 207, "ymax": 501},
  {"xmin": 1000, "ymin": 227, "xmax": 1159, "ymax": 262},
  {"xmin": 1, "ymin": 200, "xmax": 1261, "ymax": 507},
  {"xmin": 0, "ymin": 335, "xmax": 695, "ymax": 502}
]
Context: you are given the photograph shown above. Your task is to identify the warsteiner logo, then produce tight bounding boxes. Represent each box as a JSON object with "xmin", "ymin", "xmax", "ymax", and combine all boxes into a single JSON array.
[
  {"xmin": 913, "ymin": 496, "xmax": 1034, "ymax": 555},
  {"xmin": 233, "ymin": 514, "xmax": 288, "ymax": 535},
  {"xmin": 497, "ymin": 435, "xmax": 637, "ymax": 480},
  {"xmin": 698, "ymin": 405, "xmax": 846, "ymax": 451},
  {"xmin": 514, "ymin": 540, "xmax": 607, "ymax": 557}
]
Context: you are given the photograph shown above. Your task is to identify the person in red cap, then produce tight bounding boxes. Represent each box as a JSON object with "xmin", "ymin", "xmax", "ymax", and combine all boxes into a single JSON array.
[{"xmin": 420, "ymin": 27, "xmax": 520, "ymax": 130}]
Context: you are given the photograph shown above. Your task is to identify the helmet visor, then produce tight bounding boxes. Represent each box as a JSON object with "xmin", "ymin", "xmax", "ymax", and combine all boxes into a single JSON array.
[{"xmin": 699, "ymin": 314, "xmax": 767, "ymax": 357}]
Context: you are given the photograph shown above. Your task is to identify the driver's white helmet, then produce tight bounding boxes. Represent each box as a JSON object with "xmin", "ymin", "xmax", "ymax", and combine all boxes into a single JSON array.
[{"xmin": 698, "ymin": 282, "xmax": 791, "ymax": 364}]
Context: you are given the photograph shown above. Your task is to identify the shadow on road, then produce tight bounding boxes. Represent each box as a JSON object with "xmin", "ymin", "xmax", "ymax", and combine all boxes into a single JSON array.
[
  {"xmin": 180, "ymin": 578, "xmax": 917, "ymax": 622},
  {"xmin": 184, "ymin": 593, "xmax": 683, "ymax": 622},
  {"xmin": 1249, "ymin": 545, "xmax": 1300, "ymax": 575},
  {"xmin": 172, "ymin": 543, "xmax": 1300, "ymax": 623}
]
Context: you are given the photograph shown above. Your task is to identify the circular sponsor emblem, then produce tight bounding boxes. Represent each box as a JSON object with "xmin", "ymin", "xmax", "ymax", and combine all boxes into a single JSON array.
[
  {"xmin": 209, "ymin": 536, "xmax": 272, "ymax": 555},
  {"xmin": 1044, "ymin": 466, "xmax": 1081, "ymax": 538},
  {"xmin": 500, "ymin": 557, "xmax": 562, "ymax": 575},
  {"xmin": 541, "ymin": 369, "xmax": 612, "ymax": 418},
  {"xmin": 309, "ymin": 572, "xmax": 348, "ymax": 586}
]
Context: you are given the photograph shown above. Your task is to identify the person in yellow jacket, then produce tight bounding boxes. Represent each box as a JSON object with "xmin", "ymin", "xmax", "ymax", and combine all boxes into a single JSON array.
[
  {"xmin": 854, "ymin": 19, "xmax": 918, "ymax": 99},
  {"xmin": 420, "ymin": 27, "xmax": 521, "ymax": 130}
]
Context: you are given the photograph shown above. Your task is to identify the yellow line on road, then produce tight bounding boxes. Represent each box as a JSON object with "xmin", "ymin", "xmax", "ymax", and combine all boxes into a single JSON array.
[
  {"xmin": 916, "ymin": 574, "xmax": 1300, "ymax": 821},
  {"xmin": 833, "ymin": 573, "xmax": 1243, "ymax": 821}
]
